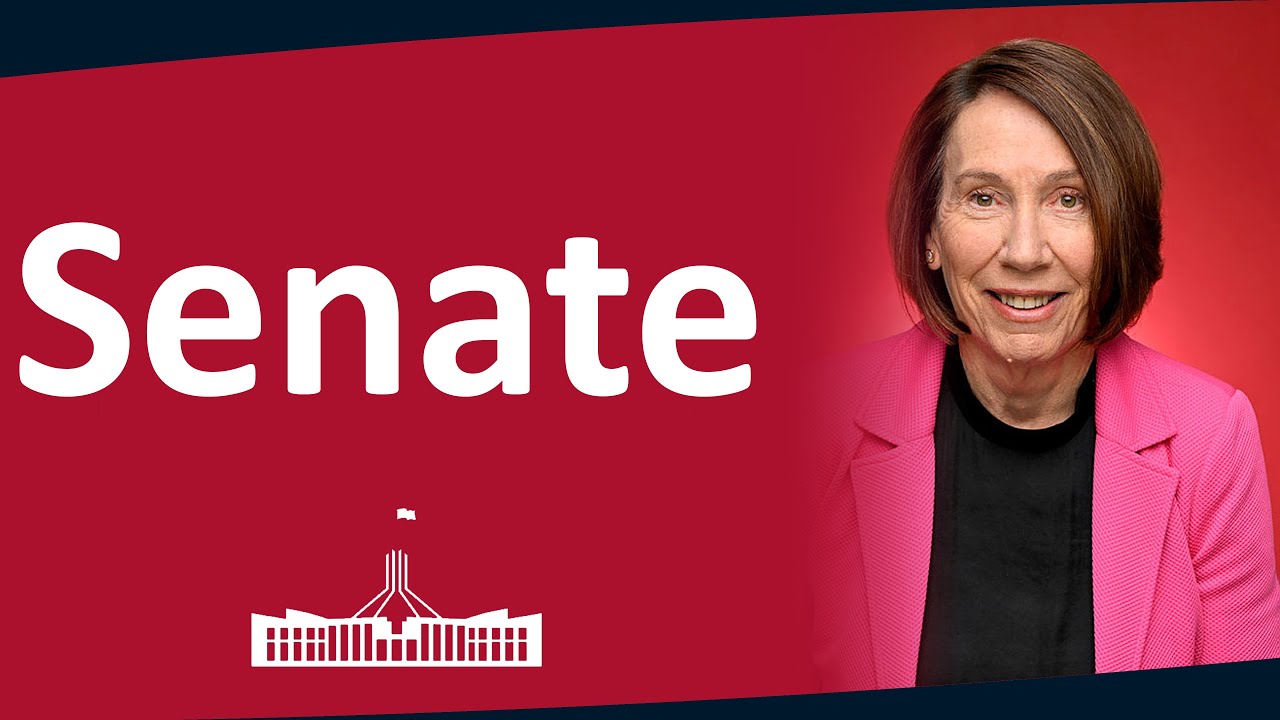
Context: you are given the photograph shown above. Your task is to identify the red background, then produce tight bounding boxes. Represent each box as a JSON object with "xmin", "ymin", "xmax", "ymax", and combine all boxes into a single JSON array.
[{"xmin": 3, "ymin": 2, "xmax": 1278, "ymax": 717}]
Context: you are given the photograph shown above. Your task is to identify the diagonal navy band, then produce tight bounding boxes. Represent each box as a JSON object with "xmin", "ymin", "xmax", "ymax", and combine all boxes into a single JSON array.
[
  {"xmin": 0, "ymin": 0, "xmax": 1217, "ymax": 78},
  {"xmin": 231, "ymin": 657, "xmax": 1280, "ymax": 718}
]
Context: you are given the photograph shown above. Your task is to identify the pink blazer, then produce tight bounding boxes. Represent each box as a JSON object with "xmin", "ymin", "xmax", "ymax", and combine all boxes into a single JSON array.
[{"xmin": 810, "ymin": 325, "xmax": 1280, "ymax": 690}]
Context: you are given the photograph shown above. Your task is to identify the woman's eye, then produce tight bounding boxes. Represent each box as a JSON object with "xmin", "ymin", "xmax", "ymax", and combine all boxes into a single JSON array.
[
  {"xmin": 1057, "ymin": 193, "xmax": 1083, "ymax": 209},
  {"xmin": 971, "ymin": 192, "xmax": 995, "ymax": 207}
]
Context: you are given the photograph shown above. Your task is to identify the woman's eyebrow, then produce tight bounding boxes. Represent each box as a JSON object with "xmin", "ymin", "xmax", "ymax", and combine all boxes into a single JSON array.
[
  {"xmin": 1043, "ymin": 169, "xmax": 1083, "ymax": 184},
  {"xmin": 952, "ymin": 169, "xmax": 1004, "ymax": 187},
  {"xmin": 951, "ymin": 168, "xmax": 1082, "ymax": 186}
]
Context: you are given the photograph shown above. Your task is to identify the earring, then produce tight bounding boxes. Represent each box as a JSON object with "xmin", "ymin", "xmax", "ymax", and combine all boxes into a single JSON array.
[{"xmin": 925, "ymin": 248, "xmax": 936, "ymax": 265}]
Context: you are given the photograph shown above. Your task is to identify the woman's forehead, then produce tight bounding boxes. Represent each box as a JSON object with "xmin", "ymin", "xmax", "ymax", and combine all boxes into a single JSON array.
[{"xmin": 943, "ymin": 90, "xmax": 1079, "ymax": 185}]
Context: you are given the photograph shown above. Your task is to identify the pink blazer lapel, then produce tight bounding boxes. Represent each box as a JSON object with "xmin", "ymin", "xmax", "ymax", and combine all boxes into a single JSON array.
[
  {"xmin": 849, "ymin": 329, "xmax": 1179, "ymax": 686},
  {"xmin": 849, "ymin": 327, "xmax": 944, "ymax": 688},
  {"xmin": 850, "ymin": 436, "xmax": 935, "ymax": 688},
  {"xmin": 1092, "ymin": 335, "xmax": 1178, "ymax": 672}
]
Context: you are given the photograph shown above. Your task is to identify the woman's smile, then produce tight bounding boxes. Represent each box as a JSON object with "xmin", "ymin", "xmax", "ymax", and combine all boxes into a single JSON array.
[{"xmin": 985, "ymin": 289, "xmax": 1067, "ymax": 322}]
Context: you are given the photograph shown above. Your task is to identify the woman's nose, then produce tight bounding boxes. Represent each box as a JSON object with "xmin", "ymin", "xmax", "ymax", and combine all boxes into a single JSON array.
[{"xmin": 1001, "ymin": 207, "xmax": 1053, "ymax": 271}]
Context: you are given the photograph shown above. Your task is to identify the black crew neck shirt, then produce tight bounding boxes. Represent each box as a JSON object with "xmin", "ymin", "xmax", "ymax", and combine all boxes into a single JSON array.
[{"xmin": 916, "ymin": 344, "xmax": 1097, "ymax": 686}]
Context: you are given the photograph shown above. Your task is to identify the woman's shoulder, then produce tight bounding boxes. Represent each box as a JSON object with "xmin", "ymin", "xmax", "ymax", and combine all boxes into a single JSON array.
[
  {"xmin": 1101, "ymin": 334, "xmax": 1240, "ymax": 417},
  {"xmin": 804, "ymin": 325, "xmax": 945, "ymax": 476},
  {"xmin": 1105, "ymin": 333, "xmax": 1232, "ymax": 390},
  {"xmin": 809, "ymin": 325, "xmax": 942, "ymax": 418},
  {"xmin": 1099, "ymin": 334, "xmax": 1257, "ymax": 458}
]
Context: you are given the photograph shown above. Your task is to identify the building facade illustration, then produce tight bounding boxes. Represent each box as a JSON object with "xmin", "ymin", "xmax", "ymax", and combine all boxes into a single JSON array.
[{"xmin": 251, "ymin": 550, "xmax": 542, "ymax": 667}]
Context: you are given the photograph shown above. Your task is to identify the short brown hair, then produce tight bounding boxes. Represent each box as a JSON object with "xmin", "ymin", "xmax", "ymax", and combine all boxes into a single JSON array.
[{"xmin": 889, "ymin": 38, "xmax": 1163, "ymax": 344}]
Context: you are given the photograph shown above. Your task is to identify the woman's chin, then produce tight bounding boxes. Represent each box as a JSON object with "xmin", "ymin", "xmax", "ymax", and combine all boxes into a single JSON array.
[{"xmin": 972, "ymin": 333, "xmax": 1078, "ymax": 367}]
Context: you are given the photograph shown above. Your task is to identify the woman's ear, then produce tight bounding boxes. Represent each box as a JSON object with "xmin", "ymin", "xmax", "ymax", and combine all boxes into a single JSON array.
[{"xmin": 924, "ymin": 229, "xmax": 941, "ymax": 270}]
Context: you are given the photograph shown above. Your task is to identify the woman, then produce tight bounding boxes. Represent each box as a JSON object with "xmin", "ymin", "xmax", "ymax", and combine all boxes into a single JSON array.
[{"xmin": 810, "ymin": 39, "xmax": 1280, "ymax": 690}]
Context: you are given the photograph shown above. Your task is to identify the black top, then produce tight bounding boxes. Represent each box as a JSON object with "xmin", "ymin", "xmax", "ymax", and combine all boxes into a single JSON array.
[{"xmin": 916, "ymin": 344, "xmax": 1097, "ymax": 686}]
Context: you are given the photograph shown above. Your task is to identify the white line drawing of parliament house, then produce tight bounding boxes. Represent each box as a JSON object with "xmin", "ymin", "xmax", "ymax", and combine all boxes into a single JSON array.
[{"xmin": 251, "ymin": 550, "xmax": 542, "ymax": 667}]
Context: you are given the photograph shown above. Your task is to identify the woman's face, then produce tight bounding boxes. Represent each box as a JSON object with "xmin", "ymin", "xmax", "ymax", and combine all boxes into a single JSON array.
[{"xmin": 929, "ymin": 89, "xmax": 1095, "ymax": 366}]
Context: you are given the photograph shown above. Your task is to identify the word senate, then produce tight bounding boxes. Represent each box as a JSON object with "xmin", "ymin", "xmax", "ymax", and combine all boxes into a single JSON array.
[{"xmin": 19, "ymin": 223, "xmax": 757, "ymax": 399}]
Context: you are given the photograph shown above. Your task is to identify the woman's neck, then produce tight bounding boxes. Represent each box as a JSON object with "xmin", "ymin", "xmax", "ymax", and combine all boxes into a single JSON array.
[{"xmin": 955, "ymin": 337, "xmax": 1096, "ymax": 430}]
